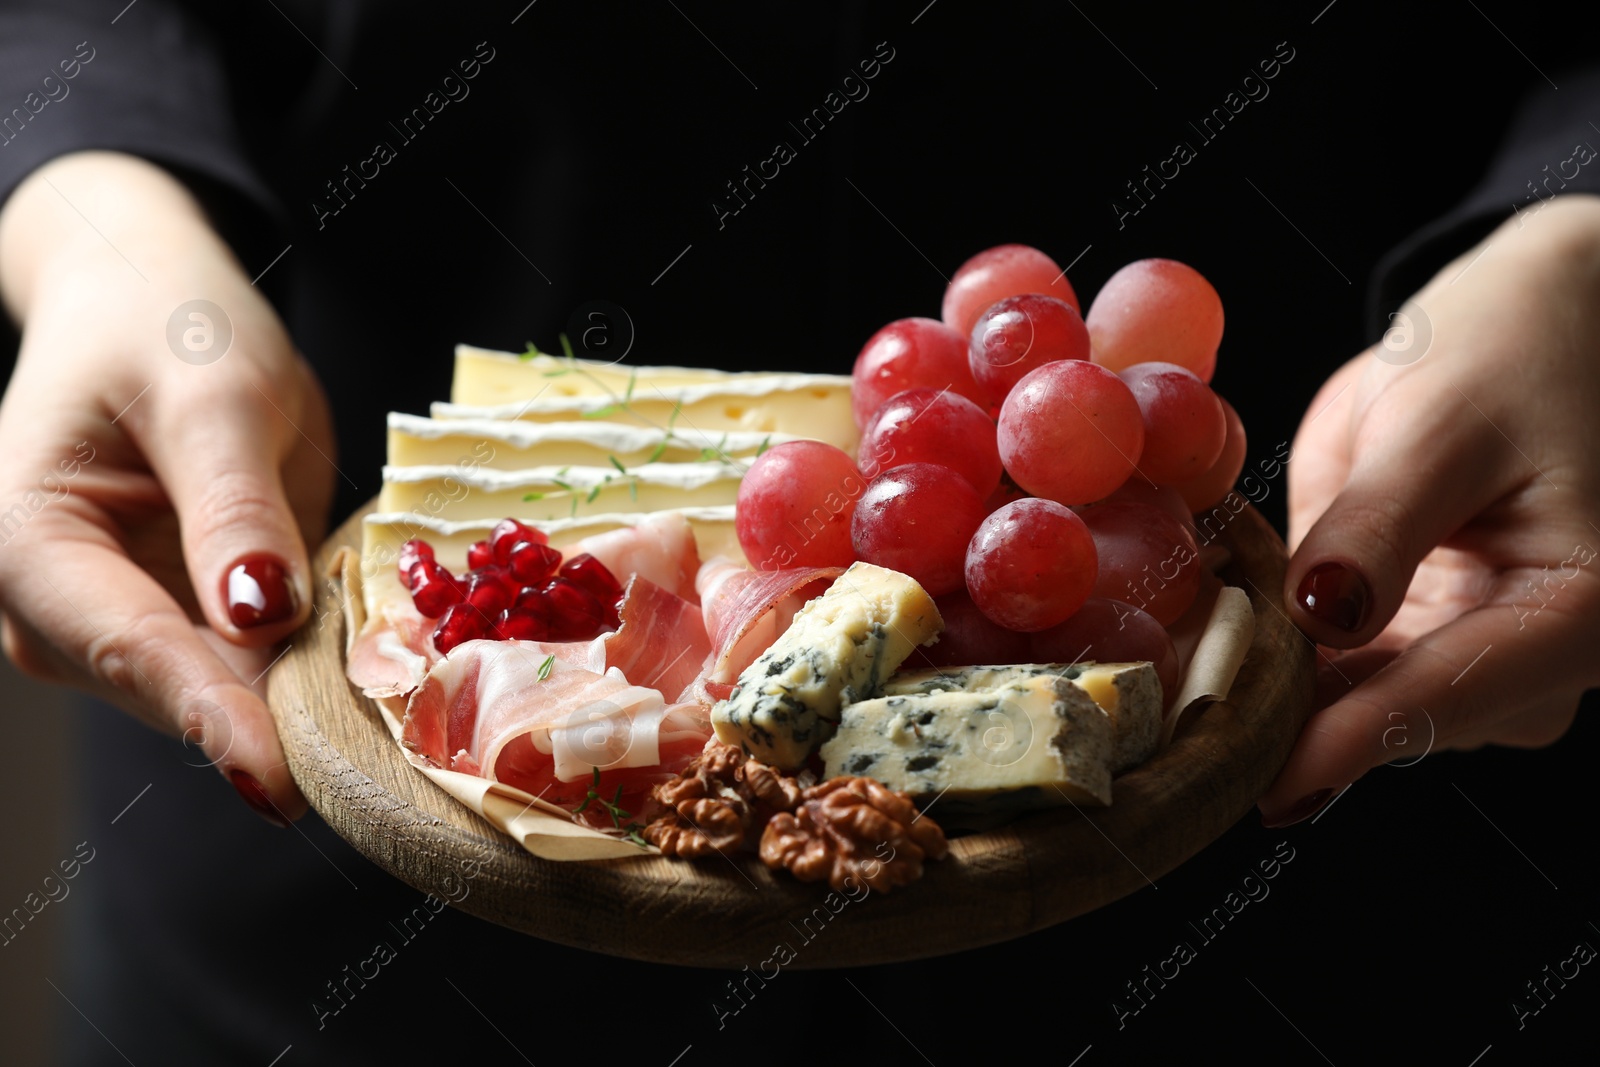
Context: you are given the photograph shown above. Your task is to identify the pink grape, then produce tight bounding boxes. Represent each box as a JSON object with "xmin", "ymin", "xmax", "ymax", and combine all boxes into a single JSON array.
[
  {"xmin": 851, "ymin": 318, "xmax": 985, "ymax": 428},
  {"xmin": 1079, "ymin": 501, "xmax": 1200, "ymax": 626},
  {"xmin": 851, "ymin": 463, "xmax": 986, "ymax": 596},
  {"xmin": 942, "ymin": 244, "xmax": 1079, "ymax": 339},
  {"xmin": 859, "ymin": 387, "xmax": 1002, "ymax": 497},
  {"xmin": 997, "ymin": 360, "xmax": 1144, "ymax": 505},
  {"xmin": 736, "ymin": 441, "xmax": 863, "ymax": 570},
  {"xmin": 1172, "ymin": 396, "xmax": 1248, "ymax": 513},
  {"xmin": 1087, "ymin": 259, "xmax": 1225, "ymax": 382},
  {"xmin": 1119, "ymin": 362, "xmax": 1227, "ymax": 485},
  {"xmin": 965, "ymin": 498, "xmax": 1097, "ymax": 631},
  {"xmin": 1029, "ymin": 598, "xmax": 1180, "ymax": 706},
  {"xmin": 901, "ymin": 588, "xmax": 1031, "ymax": 670},
  {"xmin": 1101, "ymin": 479, "xmax": 1192, "ymax": 525},
  {"xmin": 967, "ymin": 294, "xmax": 1091, "ymax": 407}
]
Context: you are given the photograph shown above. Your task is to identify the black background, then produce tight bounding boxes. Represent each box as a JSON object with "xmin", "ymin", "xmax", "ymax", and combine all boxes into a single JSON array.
[{"xmin": 6, "ymin": 0, "xmax": 1598, "ymax": 1062}]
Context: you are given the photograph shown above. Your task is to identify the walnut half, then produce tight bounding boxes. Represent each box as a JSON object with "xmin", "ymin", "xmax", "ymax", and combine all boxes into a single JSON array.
[
  {"xmin": 643, "ymin": 742, "xmax": 800, "ymax": 859},
  {"xmin": 759, "ymin": 777, "xmax": 949, "ymax": 894}
]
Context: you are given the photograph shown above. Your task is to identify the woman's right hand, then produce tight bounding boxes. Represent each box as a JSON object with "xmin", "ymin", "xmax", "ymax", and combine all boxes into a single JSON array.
[{"xmin": 0, "ymin": 151, "xmax": 336, "ymax": 824}]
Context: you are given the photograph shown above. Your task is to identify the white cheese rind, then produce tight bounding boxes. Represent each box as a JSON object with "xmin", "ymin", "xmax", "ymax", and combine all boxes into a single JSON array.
[
  {"xmin": 451, "ymin": 344, "xmax": 847, "ymax": 403},
  {"xmin": 386, "ymin": 412, "xmax": 793, "ymax": 470},
  {"xmin": 433, "ymin": 374, "xmax": 856, "ymax": 453},
  {"xmin": 710, "ymin": 562, "xmax": 942, "ymax": 770},
  {"xmin": 819, "ymin": 675, "xmax": 1116, "ymax": 814},
  {"xmin": 377, "ymin": 461, "xmax": 744, "ymax": 522},
  {"xmin": 882, "ymin": 661, "xmax": 1161, "ymax": 774}
]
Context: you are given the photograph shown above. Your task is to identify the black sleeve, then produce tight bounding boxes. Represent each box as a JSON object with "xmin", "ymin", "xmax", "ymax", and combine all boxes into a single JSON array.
[
  {"xmin": 0, "ymin": 0, "xmax": 278, "ymax": 251},
  {"xmin": 1368, "ymin": 66, "xmax": 1600, "ymax": 336}
]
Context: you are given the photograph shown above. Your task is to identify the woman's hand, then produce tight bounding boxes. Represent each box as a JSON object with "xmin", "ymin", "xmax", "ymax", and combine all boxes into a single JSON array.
[
  {"xmin": 1259, "ymin": 194, "xmax": 1600, "ymax": 826},
  {"xmin": 0, "ymin": 152, "xmax": 335, "ymax": 824}
]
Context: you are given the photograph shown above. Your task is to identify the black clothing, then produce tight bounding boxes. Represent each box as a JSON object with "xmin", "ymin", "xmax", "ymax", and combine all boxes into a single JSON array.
[{"xmin": 3, "ymin": 2, "xmax": 1599, "ymax": 1062}]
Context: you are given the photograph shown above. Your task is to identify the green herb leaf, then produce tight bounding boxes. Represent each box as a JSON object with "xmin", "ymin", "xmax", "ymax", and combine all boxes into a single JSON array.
[
  {"xmin": 756, "ymin": 435, "xmax": 772, "ymax": 457},
  {"xmin": 519, "ymin": 340, "xmax": 543, "ymax": 363},
  {"xmin": 608, "ymin": 456, "xmax": 628, "ymax": 476},
  {"xmin": 521, "ymin": 491, "xmax": 546, "ymax": 502},
  {"xmin": 551, "ymin": 479, "xmax": 572, "ymax": 492},
  {"xmin": 559, "ymin": 333, "xmax": 576, "ymax": 360},
  {"xmin": 622, "ymin": 370, "xmax": 636, "ymax": 404},
  {"xmin": 582, "ymin": 404, "xmax": 622, "ymax": 419},
  {"xmin": 586, "ymin": 484, "xmax": 602, "ymax": 503},
  {"xmin": 647, "ymin": 440, "xmax": 669, "ymax": 463},
  {"xmin": 537, "ymin": 654, "xmax": 555, "ymax": 681}
]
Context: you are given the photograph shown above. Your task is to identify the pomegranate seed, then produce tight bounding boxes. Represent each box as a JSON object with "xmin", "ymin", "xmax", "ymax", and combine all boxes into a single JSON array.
[
  {"xmin": 410, "ymin": 560, "xmax": 465, "ymax": 617},
  {"xmin": 467, "ymin": 539, "xmax": 494, "ymax": 570},
  {"xmin": 509, "ymin": 541, "xmax": 562, "ymax": 585},
  {"xmin": 432, "ymin": 602, "xmax": 487, "ymax": 654},
  {"xmin": 466, "ymin": 571, "xmax": 513, "ymax": 616},
  {"xmin": 491, "ymin": 519, "xmax": 541, "ymax": 565},
  {"xmin": 495, "ymin": 608, "xmax": 553, "ymax": 642},
  {"xmin": 543, "ymin": 578, "xmax": 605, "ymax": 640},
  {"xmin": 398, "ymin": 539, "xmax": 434, "ymax": 586},
  {"xmin": 559, "ymin": 553, "xmax": 624, "ymax": 602}
]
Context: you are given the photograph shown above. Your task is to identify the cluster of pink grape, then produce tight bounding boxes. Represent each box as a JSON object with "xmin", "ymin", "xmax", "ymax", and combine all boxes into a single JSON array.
[
  {"xmin": 735, "ymin": 244, "xmax": 1248, "ymax": 692},
  {"xmin": 400, "ymin": 519, "xmax": 625, "ymax": 653}
]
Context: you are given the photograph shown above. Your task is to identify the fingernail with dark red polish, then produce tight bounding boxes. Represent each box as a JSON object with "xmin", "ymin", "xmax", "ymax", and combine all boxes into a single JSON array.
[
  {"xmin": 229, "ymin": 770, "xmax": 289, "ymax": 828},
  {"xmin": 226, "ymin": 556, "xmax": 297, "ymax": 629},
  {"xmin": 1297, "ymin": 562, "xmax": 1371, "ymax": 632},
  {"xmin": 1262, "ymin": 788, "xmax": 1334, "ymax": 829}
]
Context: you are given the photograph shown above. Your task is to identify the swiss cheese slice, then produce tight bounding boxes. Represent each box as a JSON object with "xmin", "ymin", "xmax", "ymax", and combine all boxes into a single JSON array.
[
  {"xmin": 432, "ymin": 366, "xmax": 856, "ymax": 453},
  {"xmin": 377, "ymin": 461, "xmax": 743, "ymax": 523},
  {"xmin": 451, "ymin": 344, "xmax": 847, "ymax": 404},
  {"xmin": 387, "ymin": 412, "xmax": 793, "ymax": 470}
]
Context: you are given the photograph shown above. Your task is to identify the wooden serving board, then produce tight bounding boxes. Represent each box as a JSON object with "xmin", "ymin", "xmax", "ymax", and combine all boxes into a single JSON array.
[{"xmin": 266, "ymin": 501, "xmax": 1313, "ymax": 968}]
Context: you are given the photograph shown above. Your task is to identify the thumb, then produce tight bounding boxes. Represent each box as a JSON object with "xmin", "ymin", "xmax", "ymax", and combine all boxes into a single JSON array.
[
  {"xmin": 135, "ymin": 368, "xmax": 316, "ymax": 645},
  {"xmin": 1284, "ymin": 387, "xmax": 1514, "ymax": 647}
]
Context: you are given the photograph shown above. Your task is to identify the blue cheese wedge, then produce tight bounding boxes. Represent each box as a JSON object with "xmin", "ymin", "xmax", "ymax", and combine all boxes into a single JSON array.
[
  {"xmin": 882, "ymin": 661, "xmax": 1161, "ymax": 774},
  {"xmin": 819, "ymin": 674, "xmax": 1116, "ymax": 820},
  {"xmin": 710, "ymin": 562, "xmax": 942, "ymax": 769}
]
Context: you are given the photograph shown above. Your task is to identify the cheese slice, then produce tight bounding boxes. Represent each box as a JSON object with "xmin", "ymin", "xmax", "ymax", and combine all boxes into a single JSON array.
[
  {"xmin": 451, "ymin": 344, "xmax": 847, "ymax": 403},
  {"xmin": 711, "ymin": 562, "xmax": 942, "ymax": 770},
  {"xmin": 360, "ymin": 508, "xmax": 742, "ymax": 621},
  {"xmin": 377, "ymin": 461, "xmax": 743, "ymax": 523},
  {"xmin": 819, "ymin": 674, "xmax": 1116, "ymax": 822},
  {"xmin": 433, "ymin": 372, "xmax": 857, "ymax": 453},
  {"xmin": 883, "ymin": 662, "xmax": 1161, "ymax": 774},
  {"xmin": 387, "ymin": 412, "xmax": 793, "ymax": 470}
]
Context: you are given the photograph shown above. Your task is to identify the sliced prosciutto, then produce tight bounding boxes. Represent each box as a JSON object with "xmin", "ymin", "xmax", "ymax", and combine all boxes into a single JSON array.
[
  {"xmin": 605, "ymin": 576, "xmax": 712, "ymax": 702},
  {"xmin": 571, "ymin": 510, "xmax": 702, "ymax": 604},
  {"xmin": 695, "ymin": 557, "xmax": 843, "ymax": 693},
  {"xmin": 401, "ymin": 641, "xmax": 711, "ymax": 814}
]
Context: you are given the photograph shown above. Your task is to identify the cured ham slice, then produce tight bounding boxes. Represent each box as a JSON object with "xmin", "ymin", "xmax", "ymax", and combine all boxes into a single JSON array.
[
  {"xmin": 605, "ymin": 576, "xmax": 712, "ymax": 702},
  {"xmin": 346, "ymin": 609, "xmax": 435, "ymax": 697},
  {"xmin": 695, "ymin": 558, "xmax": 842, "ymax": 687},
  {"xmin": 401, "ymin": 642, "xmax": 711, "ymax": 813},
  {"xmin": 569, "ymin": 510, "xmax": 702, "ymax": 603}
]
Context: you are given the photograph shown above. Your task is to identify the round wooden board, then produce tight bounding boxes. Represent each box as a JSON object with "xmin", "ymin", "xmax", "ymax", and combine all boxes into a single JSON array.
[{"xmin": 266, "ymin": 501, "xmax": 1313, "ymax": 969}]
